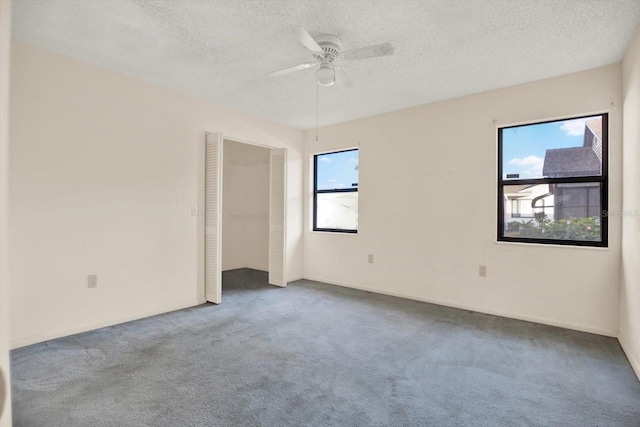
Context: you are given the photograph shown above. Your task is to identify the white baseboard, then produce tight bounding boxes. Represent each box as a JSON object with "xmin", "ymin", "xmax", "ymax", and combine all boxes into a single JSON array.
[
  {"xmin": 619, "ymin": 336, "xmax": 640, "ymax": 381},
  {"xmin": 286, "ymin": 275, "xmax": 303, "ymax": 283},
  {"xmin": 302, "ymin": 276, "xmax": 618, "ymax": 338},
  {"xmin": 11, "ymin": 299, "xmax": 202, "ymax": 349}
]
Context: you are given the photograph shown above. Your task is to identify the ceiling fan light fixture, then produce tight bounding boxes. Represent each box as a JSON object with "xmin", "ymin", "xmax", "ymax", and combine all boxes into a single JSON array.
[{"xmin": 316, "ymin": 62, "xmax": 335, "ymax": 86}]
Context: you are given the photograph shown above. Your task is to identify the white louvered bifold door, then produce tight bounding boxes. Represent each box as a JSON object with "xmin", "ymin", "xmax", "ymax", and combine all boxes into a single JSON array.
[
  {"xmin": 269, "ymin": 148, "xmax": 287, "ymax": 287},
  {"xmin": 205, "ymin": 133, "xmax": 223, "ymax": 303}
]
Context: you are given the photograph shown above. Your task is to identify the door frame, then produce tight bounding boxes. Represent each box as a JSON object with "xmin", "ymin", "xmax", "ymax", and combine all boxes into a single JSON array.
[{"xmin": 200, "ymin": 132, "xmax": 287, "ymax": 303}]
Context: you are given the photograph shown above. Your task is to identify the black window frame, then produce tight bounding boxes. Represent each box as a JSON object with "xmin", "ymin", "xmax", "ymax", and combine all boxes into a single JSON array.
[
  {"xmin": 313, "ymin": 148, "xmax": 358, "ymax": 234},
  {"xmin": 497, "ymin": 113, "xmax": 608, "ymax": 247}
]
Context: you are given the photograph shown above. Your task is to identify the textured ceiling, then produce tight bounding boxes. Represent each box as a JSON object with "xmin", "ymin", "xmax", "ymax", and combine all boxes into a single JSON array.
[{"xmin": 12, "ymin": 0, "xmax": 640, "ymax": 130}]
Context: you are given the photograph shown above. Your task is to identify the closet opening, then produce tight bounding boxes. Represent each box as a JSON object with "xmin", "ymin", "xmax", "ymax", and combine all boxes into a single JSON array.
[
  {"xmin": 203, "ymin": 133, "xmax": 287, "ymax": 304},
  {"xmin": 221, "ymin": 140, "xmax": 271, "ymax": 296}
]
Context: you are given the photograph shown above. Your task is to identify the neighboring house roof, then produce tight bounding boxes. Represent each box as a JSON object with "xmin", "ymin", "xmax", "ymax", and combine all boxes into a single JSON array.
[
  {"xmin": 503, "ymin": 184, "xmax": 536, "ymax": 198},
  {"xmin": 542, "ymin": 147, "xmax": 601, "ymax": 177},
  {"xmin": 504, "ymin": 184, "xmax": 534, "ymax": 194}
]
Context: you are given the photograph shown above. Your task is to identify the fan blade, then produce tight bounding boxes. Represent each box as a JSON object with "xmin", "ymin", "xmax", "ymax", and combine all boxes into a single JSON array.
[
  {"xmin": 269, "ymin": 62, "xmax": 316, "ymax": 77},
  {"xmin": 294, "ymin": 26, "xmax": 323, "ymax": 55},
  {"xmin": 335, "ymin": 65, "xmax": 352, "ymax": 88},
  {"xmin": 342, "ymin": 42, "xmax": 394, "ymax": 61}
]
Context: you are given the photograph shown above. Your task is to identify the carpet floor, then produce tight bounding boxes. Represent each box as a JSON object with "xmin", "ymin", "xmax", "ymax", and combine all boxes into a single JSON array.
[{"xmin": 11, "ymin": 268, "xmax": 640, "ymax": 426}]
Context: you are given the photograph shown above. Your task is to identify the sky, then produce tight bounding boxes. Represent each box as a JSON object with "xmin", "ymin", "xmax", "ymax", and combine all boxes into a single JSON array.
[
  {"xmin": 502, "ymin": 115, "xmax": 601, "ymax": 179},
  {"xmin": 316, "ymin": 149, "xmax": 358, "ymax": 190}
]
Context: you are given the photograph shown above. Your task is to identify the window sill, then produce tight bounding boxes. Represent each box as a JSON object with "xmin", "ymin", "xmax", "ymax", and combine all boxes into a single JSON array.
[
  {"xmin": 495, "ymin": 240, "xmax": 610, "ymax": 251},
  {"xmin": 310, "ymin": 230, "xmax": 358, "ymax": 236}
]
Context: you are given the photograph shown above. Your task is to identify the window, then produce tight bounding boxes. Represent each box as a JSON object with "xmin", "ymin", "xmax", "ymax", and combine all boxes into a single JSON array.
[
  {"xmin": 498, "ymin": 114, "xmax": 608, "ymax": 247},
  {"xmin": 313, "ymin": 149, "xmax": 358, "ymax": 233}
]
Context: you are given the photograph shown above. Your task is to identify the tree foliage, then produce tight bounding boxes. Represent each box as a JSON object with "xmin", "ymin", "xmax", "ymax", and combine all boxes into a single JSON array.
[{"xmin": 507, "ymin": 215, "xmax": 600, "ymax": 241}]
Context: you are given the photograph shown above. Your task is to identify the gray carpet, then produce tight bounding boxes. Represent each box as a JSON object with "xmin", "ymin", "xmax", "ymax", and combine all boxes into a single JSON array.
[{"xmin": 11, "ymin": 268, "xmax": 640, "ymax": 426}]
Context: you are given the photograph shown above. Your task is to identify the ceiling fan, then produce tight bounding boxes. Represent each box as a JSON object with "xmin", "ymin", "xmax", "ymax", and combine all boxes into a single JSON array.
[{"xmin": 269, "ymin": 27, "xmax": 395, "ymax": 87}]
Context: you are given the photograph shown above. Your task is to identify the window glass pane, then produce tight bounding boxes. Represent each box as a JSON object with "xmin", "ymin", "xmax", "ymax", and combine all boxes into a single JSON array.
[
  {"xmin": 316, "ymin": 150, "xmax": 359, "ymax": 190},
  {"xmin": 502, "ymin": 183, "xmax": 601, "ymax": 242},
  {"xmin": 502, "ymin": 115, "xmax": 603, "ymax": 180},
  {"xmin": 316, "ymin": 192, "xmax": 358, "ymax": 231}
]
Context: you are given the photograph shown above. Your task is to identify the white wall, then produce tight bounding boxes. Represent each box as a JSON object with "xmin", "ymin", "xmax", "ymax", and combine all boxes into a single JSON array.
[
  {"xmin": 0, "ymin": 0, "xmax": 12, "ymax": 424},
  {"xmin": 304, "ymin": 64, "xmax": 623, "ymax": 337},
  {"xmin": 222, "ymin": 140, "xmax": 270, "ymax": 272},
  {"xmin": 9, "ymin": 41, "xmax": 304, "ymax": 348},
  {"xmin": 620, "ymin": 27, "xmax": 640, "ymax": 380}
]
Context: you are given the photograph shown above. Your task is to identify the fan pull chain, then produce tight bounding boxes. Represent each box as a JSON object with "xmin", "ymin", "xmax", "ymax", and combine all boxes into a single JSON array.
[{"xmin": 316, "ymin": 83, "xmax": 319, "ymax": 142}]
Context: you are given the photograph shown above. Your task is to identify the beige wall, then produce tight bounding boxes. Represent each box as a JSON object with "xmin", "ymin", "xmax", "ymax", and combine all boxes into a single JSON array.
[
  {"xmin": 620, "ymin": 27, "xmax": 640, "ymax": 380},
  {"xmin": 0, "ymin": 0, "xmax": 12, "ymax": 425},
  {"xmin": 304, "ymin": 64, "xmax": 623, "ymax": 336},
  {"xmin": 9, "ymin": 41, "xmax": 304, "ymax": 348},
  {"xmin": 222, "ymin": 140, "xmax": 270, "ymax": 272}
]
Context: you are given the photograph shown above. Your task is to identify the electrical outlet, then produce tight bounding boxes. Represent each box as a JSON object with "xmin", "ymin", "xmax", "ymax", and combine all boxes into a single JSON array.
[
  {"xmin": 368, "ymin": 254, "xmax": 374, "ymax": 264},
  {"xmin": 88, "ymin": 274, "xmax": 98, "ymax": 288},
  {"xmin": 191, "ymin": 205, "xmax": 198, "ymax": 216},
  {"xmin": 479, "ymin": 266, "xmax": 487, "ymax": 277}
]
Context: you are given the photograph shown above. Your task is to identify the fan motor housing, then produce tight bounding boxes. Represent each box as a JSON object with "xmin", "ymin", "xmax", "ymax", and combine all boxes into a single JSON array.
[{"xmin": 314, "ymin": 34, "xmax": 342, "ymax": 61}]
